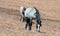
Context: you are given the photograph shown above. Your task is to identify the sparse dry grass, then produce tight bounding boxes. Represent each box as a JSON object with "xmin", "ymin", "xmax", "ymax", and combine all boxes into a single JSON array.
[{"xmin": 0, "ymin": 8, "xmax": 60, "ymax": 36}]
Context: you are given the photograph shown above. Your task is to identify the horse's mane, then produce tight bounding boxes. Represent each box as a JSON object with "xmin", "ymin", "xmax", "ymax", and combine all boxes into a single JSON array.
[{"xmin": 33, "ymin": 7, "xmax": 40, "ymax": 16}]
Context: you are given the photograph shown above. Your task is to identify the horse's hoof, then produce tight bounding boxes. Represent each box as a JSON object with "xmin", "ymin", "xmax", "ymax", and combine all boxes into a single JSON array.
[
  {"xmin": 25, "ymin": 27, "xmax": 27, "ymax": 29},
  {"xmin": 20, "ymin": 19, "xmax": 21, "ymax": 21},
  {"xmin": 36, "ymin": 30, "xmax": 40, "ymax": 32},
  {"xmin": 22, "ymin": 20, "xmax": 25, "ymax": 22},
  {"xmin": 38, "ymin": 31, "xmax": 40, "ymax": 32},
  {"xmin": 28, "ymin": 28, "xmax": 31, "ymax": 31}
]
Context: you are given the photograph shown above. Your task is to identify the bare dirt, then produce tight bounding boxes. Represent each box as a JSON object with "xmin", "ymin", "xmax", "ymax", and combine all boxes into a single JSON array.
[
  {"xmin": 0, "ymin": 8, "xmax": 60, "ymax": 36},
  {"xmin": 0, "ymin": 0, "xmax": 60, "ymax": 20}
]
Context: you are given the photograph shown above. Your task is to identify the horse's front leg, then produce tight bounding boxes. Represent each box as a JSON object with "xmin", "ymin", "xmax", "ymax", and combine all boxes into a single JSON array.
[
  {"xmin": 28, "ymin": 18, "xmax": 32, "ymax": 30},
  {"xmin": 29, "ymin": 22, "xmax": 32, "ymax": 30}
]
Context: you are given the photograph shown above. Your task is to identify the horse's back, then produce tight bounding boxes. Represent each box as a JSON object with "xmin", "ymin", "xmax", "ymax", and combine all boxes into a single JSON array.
[{"xmin": 25, "ymin": 8, "xmax": 36, "ymax": 18}]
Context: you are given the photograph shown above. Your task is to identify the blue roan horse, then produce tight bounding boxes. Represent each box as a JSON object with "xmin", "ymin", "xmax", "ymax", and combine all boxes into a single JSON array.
[{"xmin": 20, "ymin": 6, "xmax": 42, "ymax": 32}]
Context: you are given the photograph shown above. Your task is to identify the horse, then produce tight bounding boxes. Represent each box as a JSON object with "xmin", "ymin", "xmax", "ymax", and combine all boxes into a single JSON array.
[{"xmin": 19, "ymin": 6, "xmax": 42, "ymax": 32}]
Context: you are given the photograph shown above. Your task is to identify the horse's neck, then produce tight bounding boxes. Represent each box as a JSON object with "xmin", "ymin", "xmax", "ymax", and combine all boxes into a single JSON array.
[
  {"xmin": 36, "ymin": 13, "xmax": 40, "ymax": 24},
  {"xmin": 36, "ymin": 14, "xmax": 40, "ymax": 20}
]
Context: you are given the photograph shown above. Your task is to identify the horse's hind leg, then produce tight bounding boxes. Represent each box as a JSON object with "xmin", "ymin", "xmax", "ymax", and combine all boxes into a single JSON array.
[
  {"xmin": 25, "ymin": 18, "xmax": 28, "ymax": 29},
  {"xmin": 22, "ymin": 17, "xmax": 25, "ymax": 22},
  {"xmin": 20, "ymin": 15, "xmax": 22, "ymax": 21},
  {"xmin": 25, "ymin": 23, "xmax": 28, "ymax": 29}
]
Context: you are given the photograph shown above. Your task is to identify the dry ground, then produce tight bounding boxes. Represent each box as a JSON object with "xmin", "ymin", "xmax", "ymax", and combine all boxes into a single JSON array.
[
  {"xmin": 0, "ymin": 0, "xmax": 60, "ymax": 20},
  {"xmin": 0, "ymin": 8, "xmax": 60, "ymax": 36}
]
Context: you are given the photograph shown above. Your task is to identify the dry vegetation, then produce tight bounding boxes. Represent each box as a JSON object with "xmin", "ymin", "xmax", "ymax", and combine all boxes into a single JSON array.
[
  {"xmin": 0, "ymin": 0, "xmax": 60, "ymax": 20},
  {"xmin": 0, "ymin": 7, "xmax": 60, "ymax": 36},
  {"xmin": 0, "ymin": 0, "xmax": 60, "ymax": 36}
]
